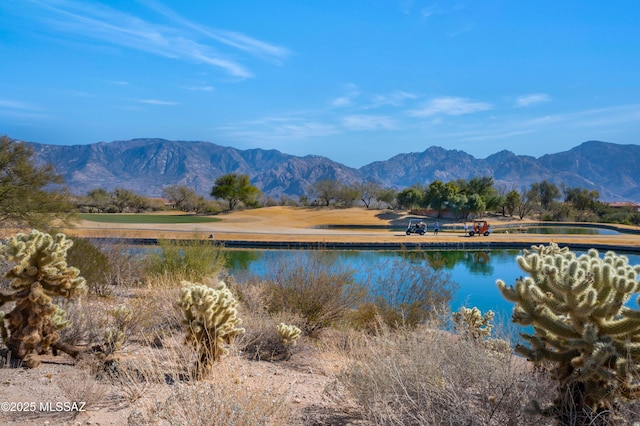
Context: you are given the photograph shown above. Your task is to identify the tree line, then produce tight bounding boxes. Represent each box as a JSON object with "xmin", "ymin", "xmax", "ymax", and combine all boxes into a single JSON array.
[
  {"xmin": 1, "ymin": 135, "xmax": 638, "ymax": 230},
  {"xmin": 307, "ymin": 176, "xmax": 639, "ymax": 225}
]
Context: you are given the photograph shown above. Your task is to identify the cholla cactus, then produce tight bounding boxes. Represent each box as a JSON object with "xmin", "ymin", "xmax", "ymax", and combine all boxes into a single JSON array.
[
  {"xmin": 109, "ymin": 304, "xmax": 133, "ymax": 331},
  {"xmin": 277, "ymin": 323, "xmax": 301, "ymax": 346},
  {"xmin": 452, "ymin": 306, "xmax": 494, "ymax": 341},
  {"xmin": 98, "ymin": 304, "xmax": 133, "ymax": 359},
  {"xmin": 103, "ymin": 327, "xmax": 126, "ymax": 354},
  {"xmin": 0, "ymin": 230, "xmax": 86, "ymax": 367},
  {"xmin": 177, "ymin": 281, "xmax": 245, "ymax": 376},
  {"xmin": 497, "ymin": 243, "xmax": 640, "ymax": 424}
]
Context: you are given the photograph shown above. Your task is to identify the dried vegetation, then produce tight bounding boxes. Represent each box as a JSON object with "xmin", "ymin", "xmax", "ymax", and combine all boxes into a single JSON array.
[{"xmin": 1, "ymin": 231, "xmax": 640, "ymax": 425}]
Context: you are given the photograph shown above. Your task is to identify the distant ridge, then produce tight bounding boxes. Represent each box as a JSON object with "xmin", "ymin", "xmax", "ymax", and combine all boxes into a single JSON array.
[{"xmin": 27, "ymin": 138, "xmax": 640, "ymax": 202}]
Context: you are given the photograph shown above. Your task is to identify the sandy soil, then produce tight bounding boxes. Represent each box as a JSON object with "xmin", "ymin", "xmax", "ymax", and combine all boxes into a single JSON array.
[{"xmin": 0, "ymin": 343, "xmax": 357, "ymax": 426}]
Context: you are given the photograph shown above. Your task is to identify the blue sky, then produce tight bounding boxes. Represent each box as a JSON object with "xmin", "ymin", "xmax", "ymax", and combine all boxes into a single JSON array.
[{"xmin": 1, "ymin": 1, "xmax": 639, "ymax": 167}]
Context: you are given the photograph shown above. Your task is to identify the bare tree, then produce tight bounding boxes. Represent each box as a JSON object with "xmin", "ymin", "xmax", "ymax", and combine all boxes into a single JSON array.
[
  {"xmin": 309, "ymin": 179, "xmax": 341, "ymax": 206},
  {"xmin": 357, "ymin": 181, "xmax": 382, "ymax": 209},
  {"xmin": 162, "ymin": 184, "xmax": 199, "ymax": 211},
  {"xmin": 516, "ymin": 185, "xmax": 539, "ymax": 219},
  {"xmin": 112, "ymin": 188, "xmax": 149, "ymax": 213}
]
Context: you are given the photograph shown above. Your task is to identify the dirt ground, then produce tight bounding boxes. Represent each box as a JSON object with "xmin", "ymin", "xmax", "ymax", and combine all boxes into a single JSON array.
[
  {"xmin": 1, "ymin": 207, "xmax": 639, "ymax": 425},
  {"xmin": 0, "ymin": 342, "xmax": 357, "ymax": 426}
]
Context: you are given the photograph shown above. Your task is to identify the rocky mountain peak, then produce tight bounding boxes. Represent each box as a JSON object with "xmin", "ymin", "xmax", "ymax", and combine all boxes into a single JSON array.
[{"xmin": 26, "ymin": 138, "xmax": 640, "ymax": 202}]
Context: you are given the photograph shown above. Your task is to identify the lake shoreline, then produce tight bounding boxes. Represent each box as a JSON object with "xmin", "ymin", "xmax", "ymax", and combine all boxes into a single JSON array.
[{"xmin": 79, "ymin": 236, "xmax": 640, "ymax": 254}]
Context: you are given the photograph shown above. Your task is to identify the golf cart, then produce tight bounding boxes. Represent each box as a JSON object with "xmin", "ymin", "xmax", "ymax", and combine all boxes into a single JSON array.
[
  {"xmin": 468, "ymin": 220, "xmax": 491, "ymax": 236},
  {"xmin": 406, "ymin": 220, "xmax": 426, "ymax": 235}
]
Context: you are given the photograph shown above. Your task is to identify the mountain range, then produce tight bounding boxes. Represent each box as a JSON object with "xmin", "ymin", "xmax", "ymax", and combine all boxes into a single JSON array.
[{"xmin": 27, "ymin": 138, "xmax": 640, "ymax": 202}]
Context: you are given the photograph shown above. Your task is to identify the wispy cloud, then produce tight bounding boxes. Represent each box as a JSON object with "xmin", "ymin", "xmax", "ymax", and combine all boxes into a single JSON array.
[
  {"xmin": 136, "ymin": 99, "xmax": 178, "ymax": 106},
  {"xmin": 62, "ymin": 89, "xmax": 94, "ymax": 98},
  {"xmin": 220, "ymin": 116, "xmax": 339, "ymax": 141},
  {"xmin": 446, "ymin": 23, "xmax": 474, "ymax": 38},
  {"xmin": 544, "ymin": 104, "xmax": 640, "ymax": 128},
  {"xmin": 143, "ymin": 0, "xmax": 290, "ymax": 64},
  {"xmin": 331, "ymin": 83, "xmax": 361, "ymax": 108},
  {"xmin": 182, "ymin": 85, "xmax": 215, "ymax": 92},
  {"xmin": 342, "ymin": 115, "xmax": 397, "ymax": 131},
  {"xmin": 433, "ymin": 103, "xmax": 640, "ymax": 143},
  {"xmin": 409, "ymin": 96, "xmax": 492, "ymax": 117},
  {"xmin": 332, "ymin": 96, "xmax": 353, "ymax": 107},
  {"xmin": 457, "ymin": 129, "xmax": 535, "ymax": 142},
  {"xmin": 332, "ymin": 87, "xmax": 417, "ymax": 111},
  {"xmin": 0, "ymin": 99, "xmax": 42, "ymax": 111},
  {"xmin": 368, "ymin": 91, "xmax": 417, "ymax": 108},
  {"xmin": 26, "ymin": 0, "xmax": 288, "ymax": 78},
  {"xmin": 515, "ymin": 93, "xmax": 551, "ymax": 108},
  {"xmin": 0, "ymin": 99, "xmax": 49, "ymax": 119},
  {"xmin": 421, "ymin": 6, "xmax": 437, "ymax": 18}
]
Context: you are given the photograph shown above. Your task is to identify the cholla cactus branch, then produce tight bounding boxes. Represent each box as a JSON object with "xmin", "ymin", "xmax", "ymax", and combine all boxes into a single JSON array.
[
  {"xmin": 277, "ymin": 323, "xmax": 302, "ymax": 346},
  {"xmin": 497, "ymin": 243, "xmax": 640, "ymax": 424},
  {"xmin": 177, "ymin": 281, "xmax": 244, "ymax": 377},
  {"xmin": 452, "ymin": 306, "xmax": 494, "ymax": 341},
  {"xmin": 0, "ymin": 230, "xmax": 87, "ymax": 367}
]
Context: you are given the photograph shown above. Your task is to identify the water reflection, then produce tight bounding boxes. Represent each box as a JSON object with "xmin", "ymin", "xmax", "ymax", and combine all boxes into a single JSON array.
[
  {"xmin": 522, "ymin": 226, "xmax": 620, "ymax": 235},
  {"xmin": 225, "ymin": 250, "xmax": 261, "ymax": 271},
  {"xmin": 226, "ymin": 249, "xmax": 640, "ymax": 329},
  {"xmin": 226, "ymin": 249, "xmax": 522, "ymax": 321}
]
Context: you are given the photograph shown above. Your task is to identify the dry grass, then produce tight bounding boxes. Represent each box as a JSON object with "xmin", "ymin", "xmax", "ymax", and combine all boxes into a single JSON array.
[
  {"xmin": 337, "ymin": 321, "xmax": 552, "ymax": 425},
  {"xmin": 4, "ymin": 268, "xmax": 640, "ymax": 425},
  {"xmin": 79, "ymin": 330, "xmax": 294, "ymax": 426},
  {"xmin": 253, "ymin": 251, "xmax": 367, "ymax": 337},
  {"xmin": 3, "ymin": 209, "xmax": 640, "ymax": 425}
]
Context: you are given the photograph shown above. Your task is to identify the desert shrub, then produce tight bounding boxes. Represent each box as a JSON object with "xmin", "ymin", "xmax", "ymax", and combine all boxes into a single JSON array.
[
  {"xmin": 56, "ymin": 366, "xmax": 107, "ymax": 412},
  {"xmin": 98, "ymin": 240, "xmax": 144, "ymax": 287},
  {"xmin": 144, "ymin": 238, "xmax": 226, "ymax": 281},
  {"xmin": 497, "ymin": 243, "xmax": 640, "ymax": 425},
  {"xmin": 233, "ymin": 275, "xmax": 270, "ymax": 314},
  {"xmin": 58, "ymin": 300, "xmax": 143, "ymax": 363},
  {"xmin": 338, "ymin": 322, "xmax": 551, "ymax": 425},
  {"xmin": 63, "ymin": 274, "xmax": 182, "ymax": 358},
  {"xmin": 240, "ymin": 305, "xmax": 304, "ymax": 361},
  {"xmin": 602, "ymin": 210, "xmax": 640, "ymax": 226},
  {"xmin": 234, "ymin": 278, "xmax": 304, "ymax": 361},
  {"xmin": 88, "ymin": 335, "xmax": 187, "ymax": 401},
  {"xmin": 350, "ymin": 256, "xmax": 457, "ymax": 331},
  {"xmin": 56, "ymin": 298, "xmax": 108, "ymax": 349},
  {"xmin": 117, "ymin": 328, "xmax": 290, "ymax": 425},
  {"xmin": 67, "ymin": 237, "xmax": 112, "ymax": 296},
  {"xmin": 67, "ymin": 238, "xmax": 143, "ymax": 296},
  {"xmin": 130, "ymin": 273, "xmax": 199, "ymax": 348},
  {"xmin": 127, "ymin": 379, "xmax": 290, "ymax": 426},
  {"xmin": 345, "ymin": 302, "xmax": 381, "ymax": 333},
  {"xmin": 260, "ymin": 251, "xmax": 366, "ymax": 336}
]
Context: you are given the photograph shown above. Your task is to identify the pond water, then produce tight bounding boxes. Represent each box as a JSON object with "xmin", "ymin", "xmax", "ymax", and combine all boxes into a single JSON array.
[
  {"xmin": 321, "ymin": 224, "xmax": 632, "ymax": 235},
  {"xmin": 227, "ymin": 248, "xmax": 640, "ymax": 328},
  {"xmin": 517, "ymin": 226, "xmax": 621, "ymax": 235}
]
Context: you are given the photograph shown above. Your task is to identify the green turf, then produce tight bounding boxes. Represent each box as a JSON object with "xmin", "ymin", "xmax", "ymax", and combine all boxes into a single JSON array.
[{"xmin": 79, "ymin": 213, "xmax": 221, "ymax": 224}]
